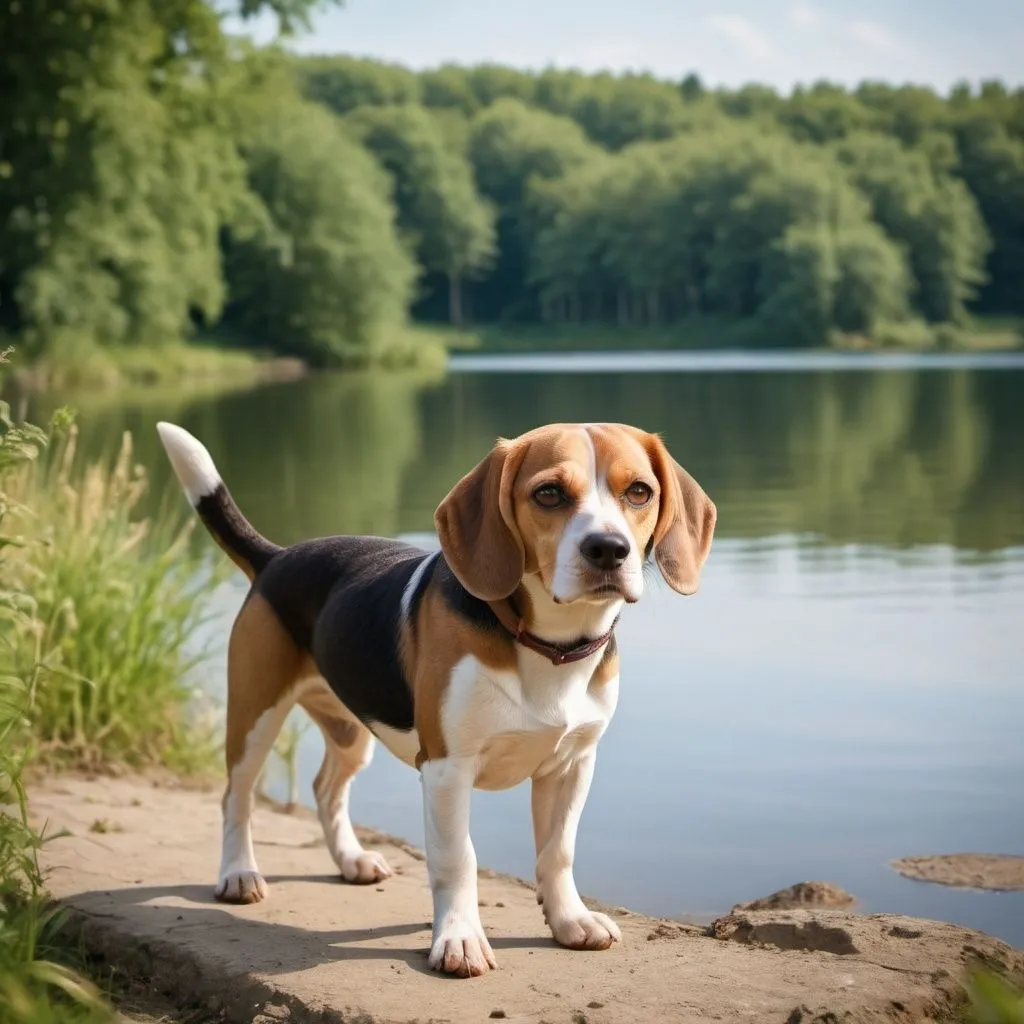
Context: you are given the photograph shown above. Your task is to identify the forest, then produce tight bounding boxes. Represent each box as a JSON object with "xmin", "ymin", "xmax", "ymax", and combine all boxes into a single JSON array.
[{"xmin": 2, "ymin": 0, "xmax": 1023, "ymax": 368}]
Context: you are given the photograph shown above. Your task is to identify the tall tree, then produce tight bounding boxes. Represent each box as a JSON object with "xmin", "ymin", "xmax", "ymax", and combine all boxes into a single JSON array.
[
  {"xmin": 295, "ymin": 55, "xmax": 422, "ymax": 115},
  {"xmin": 954, "ymin": 116, "xmax": 1024, "ymax": 312},
  {"xmin": 469, "ymin": 99, "xmax": 604, "ymax": 320},
  {"xmin": 835, "ymin": 133, "xmax": 990, "ymax": 323},
  {"xmin": 0, "ymin": 0, "xmax": 341, "ymax": 354},
  {"xmin": 223, "ymin": 65, "xmax": 416, "ymax": 364},
  {"xmin": 346, "ymin": 105, "xmax": 496, "ymax": 325}
]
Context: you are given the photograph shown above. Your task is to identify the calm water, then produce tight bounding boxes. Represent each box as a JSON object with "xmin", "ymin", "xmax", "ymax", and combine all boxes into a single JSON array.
[{"xmin": 36, "ymin": 355, "xmax": 1024, "ymax": 946}]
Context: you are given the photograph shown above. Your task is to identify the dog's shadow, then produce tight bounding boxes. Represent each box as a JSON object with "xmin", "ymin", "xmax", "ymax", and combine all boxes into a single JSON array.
[{"xmin": 74, "ymin": 877, "xmax": 555, "ymax": 981}]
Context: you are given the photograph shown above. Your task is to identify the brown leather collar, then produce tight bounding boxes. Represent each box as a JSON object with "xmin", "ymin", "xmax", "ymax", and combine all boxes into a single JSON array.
[{"xmin": 488, "ymin": 596, "xmax": 618, "ymax": 666}]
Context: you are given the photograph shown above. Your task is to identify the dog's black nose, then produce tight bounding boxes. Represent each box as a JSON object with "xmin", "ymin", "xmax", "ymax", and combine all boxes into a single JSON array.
[{"xmin": 579, "ymin": 532, "xmax": 630, "ymax": 571}]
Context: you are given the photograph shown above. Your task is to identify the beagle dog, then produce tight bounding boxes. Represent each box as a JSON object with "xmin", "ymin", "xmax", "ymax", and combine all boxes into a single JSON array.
[{"xmin": 156, "ymin": 420, "xmax": 716, "ymax": 979}]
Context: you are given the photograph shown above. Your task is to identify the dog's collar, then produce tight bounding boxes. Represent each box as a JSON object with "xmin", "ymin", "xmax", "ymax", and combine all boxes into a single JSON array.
[{"xmin": 487, "ymin": 596, "xmax": 618, "ymax": 666}]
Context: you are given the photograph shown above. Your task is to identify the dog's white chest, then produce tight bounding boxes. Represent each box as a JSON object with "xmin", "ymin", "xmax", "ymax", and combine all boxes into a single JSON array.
[{"xmin": 442, "ymin": 654, "xmax": 618, "ymax": 791}]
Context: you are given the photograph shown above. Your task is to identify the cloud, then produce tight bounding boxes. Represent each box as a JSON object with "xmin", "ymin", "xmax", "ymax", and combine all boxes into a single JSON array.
[
  {"xmin": 705, "ymin": 13, "xmax": 778, "ymax": 62},
  {"xmin": 787, "ymin": 2, "xmax": 821, "ymax": 30},
  {"xmin": 845, "ymin": 20, "xmax": 902, "ymax": 55}
]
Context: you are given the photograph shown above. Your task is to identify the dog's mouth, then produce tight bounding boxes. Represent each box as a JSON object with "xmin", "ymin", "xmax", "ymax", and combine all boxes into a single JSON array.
[
  {"xmin": 549, "ymin": 567, "xmax": 640, "ymax": 605},
  {"xmin": 584, "ymin": 580, "xmax": 638, "ymax": 603}
]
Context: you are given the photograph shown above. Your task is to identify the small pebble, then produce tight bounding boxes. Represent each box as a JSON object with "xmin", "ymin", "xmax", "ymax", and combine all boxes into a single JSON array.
[{"xmin": 489, "ymin": 1011, "xmax": 507, "ymax": 1020}]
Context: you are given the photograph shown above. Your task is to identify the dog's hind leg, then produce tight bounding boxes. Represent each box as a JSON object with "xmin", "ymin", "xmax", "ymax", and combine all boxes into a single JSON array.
[
  {"xmin": 300, "ymin": 689, "xmax": 393, "ymax": 885},
  {"xmin": 217, "ymin": 593, "xmax": 303, "ymax": 905}
]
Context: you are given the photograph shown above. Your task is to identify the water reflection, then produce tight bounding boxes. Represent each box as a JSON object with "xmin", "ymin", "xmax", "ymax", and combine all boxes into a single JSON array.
[
  {"xmin": 28, "ymin": 360, "xmax": 1024, "ymax": 946},
  {"xmin": 37, "ymin": 366, "xmax": 1024, "ymax": 555}
]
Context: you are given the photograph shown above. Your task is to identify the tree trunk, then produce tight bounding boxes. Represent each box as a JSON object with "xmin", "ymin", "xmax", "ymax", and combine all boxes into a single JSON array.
[
  {"xmin": 647, "ymin": 288, "xmax": 661, "ymax": 327},
  {"xmin": 449, "ymin": 272, "xmax": 463, "ymax": 327}
]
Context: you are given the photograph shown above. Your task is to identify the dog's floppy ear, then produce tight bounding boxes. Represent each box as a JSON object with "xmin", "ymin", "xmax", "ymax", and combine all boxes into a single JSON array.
[
  {"xmin": 643, "ymin": 433, "xmax": 717, "ymax": 596},
  {"xmin": 434, "ymin": 438, "xmax": 527, "ymax": 602}
]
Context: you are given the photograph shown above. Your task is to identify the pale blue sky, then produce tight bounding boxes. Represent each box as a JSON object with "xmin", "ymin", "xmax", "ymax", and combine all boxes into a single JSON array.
[{"xmin": 228, "ymin": 0, "xmax": 1023, "ymax": 93}]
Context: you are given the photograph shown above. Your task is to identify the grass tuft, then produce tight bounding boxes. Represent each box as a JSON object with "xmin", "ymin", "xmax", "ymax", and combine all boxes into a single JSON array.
[
  {"xmin": 1, "ymin": 421, "xmax": 223, "ymax": 774},
  {"xmin": 966, "ymin": 967, "xmax": 1024, "ymax": 1024},
  {"xmin": 1, "ymin": 346, "xmax": 227, "ymax": 1020},
  {"xmin": 1, "ymin": 373, "xmax": 116, "ymax": 1022}
]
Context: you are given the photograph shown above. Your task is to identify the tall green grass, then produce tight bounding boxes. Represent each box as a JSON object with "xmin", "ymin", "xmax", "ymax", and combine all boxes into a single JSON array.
[
  {"xmin": 967, "ymin": 969, "xmax": 1024, "ymax": 1024},
  {"xmin": 0, "ymin": 346, "xmax": 227, "ymax": 1020},
  {"xmin": 2, "ymin": 420, "xmax": 223, "ymax": 772},
  {"xmin": 0, "ymin": 361, "xmax": 114, "ymax": 1022}
]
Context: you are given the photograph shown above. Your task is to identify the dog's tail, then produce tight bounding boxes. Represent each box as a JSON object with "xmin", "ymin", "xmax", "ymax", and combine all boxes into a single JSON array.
[{"xmin": 156, "ymin": 421, "xmax": 280, "ymax": 581}]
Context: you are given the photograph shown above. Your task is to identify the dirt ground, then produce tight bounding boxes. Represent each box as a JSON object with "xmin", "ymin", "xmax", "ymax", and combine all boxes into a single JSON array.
[{"xmin": 30, "ymin": 776, "xmax": 1024, "ymax": 1024}]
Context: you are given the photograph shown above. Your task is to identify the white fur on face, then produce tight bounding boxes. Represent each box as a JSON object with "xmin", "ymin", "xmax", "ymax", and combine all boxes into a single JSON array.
[{"xmin": 550, "ymin": 428, "xmax": 644, "ymax": 605}]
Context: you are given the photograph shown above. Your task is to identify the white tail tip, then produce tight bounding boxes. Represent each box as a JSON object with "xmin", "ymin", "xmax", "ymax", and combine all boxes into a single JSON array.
[{"xmin": 156, "ymin": 421, "xmax": 222, "ymax": 506}]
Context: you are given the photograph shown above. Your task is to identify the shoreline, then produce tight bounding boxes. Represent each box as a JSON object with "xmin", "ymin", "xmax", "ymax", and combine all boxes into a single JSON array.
[
  {"xmin": 446, "ymin": 347, "xmax": 1024, "ymax": 373},
  {"xmin": 6, "ymin": 317, "xmax": 1021, "ymax": 398},
  {"xmin": 30, "ymin": 773, "xmax": 1024, "ymax": 1024}
]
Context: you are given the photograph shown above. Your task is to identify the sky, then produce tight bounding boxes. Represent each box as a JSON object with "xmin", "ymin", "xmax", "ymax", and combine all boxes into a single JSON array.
[{"xmin": 227, "ymin": 0, "xmax": 1024, "ymax": 94}]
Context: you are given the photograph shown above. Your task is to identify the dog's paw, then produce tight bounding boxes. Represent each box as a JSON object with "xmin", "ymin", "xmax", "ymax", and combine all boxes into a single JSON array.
[
  {"xmin": 428, "ymin": 918, "xmax": 497, "ymax": 978},
  {"xmin": 215, "ymin": 870, "xmax": 267, "ymax": 904},
  {"xmin": 549, "ymin": 910, "xmax": 622, "ymax": 951},
  {"xmin": 339, "ymin": 850, "xmax": 393, "ymax": 885}
]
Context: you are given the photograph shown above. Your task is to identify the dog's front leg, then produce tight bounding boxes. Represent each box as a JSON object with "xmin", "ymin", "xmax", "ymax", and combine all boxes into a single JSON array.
[
  {"xmin": 532, "ymin": 751, "xmax": 622, "ymax": 951},
  {"xmin": 421, "ymin": 756, "xmax": 496, "ymax": 977}
]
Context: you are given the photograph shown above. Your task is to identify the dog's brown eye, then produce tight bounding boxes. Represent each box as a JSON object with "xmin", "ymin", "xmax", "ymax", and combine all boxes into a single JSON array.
[
  {"xmin": 533, "ymin": 485, "xmax": 566, "ymax": 509},
  {"xmin": 625, "ymin": 482, "xmax": 653, "ymax": 506}
]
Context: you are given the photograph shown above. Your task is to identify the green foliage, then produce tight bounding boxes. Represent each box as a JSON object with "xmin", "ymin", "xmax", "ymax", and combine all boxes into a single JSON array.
[
  {"xmin": 2, "ymin": 7, "xmax": 1023, "ymax": 366},
  {"xmin": 236, "ymin": 0, "xmax": 340, "ymax": 36},
  {"xmin": 527, "ymin": 126, "xmax": 916, "ymax": 344},
  {"xmin": 0, "ymin": 347, "xmax": 231, "ymax": 1015},
  {"xmin": 294, "ymin": 54, "xmax": 422, "ymax": 114},
  {"xmin": 223, "ymin": 59, "xmax": 418, "ymax": 365},
  {"xmin": 955, "ymin": 117, "xmax": 1024, "ymax": 313},
  {"xmin": 0, "ymin": 371, "xmax": 116, "ymax": 1023},
  {"xmin": 468, "ymin": 99, "xmax": 603, "ymax": 210},
  {"xmin": 966, "ymin": 968, "xmax": 1024, "ymax": 1024},
  {"xmin": 468, "ymin": 100, "xmax": 605, "ymax": 321},
  {"xmin": 346, "ymin": 105, "xmax": 496, "ymax": 325},
  {"xmin": 0, "ymin": 0, "xmax": 251, "ymax": 353},
  {"xmin": 0, "ymin": 0, "xmax": 420, "ymax": 371},
  {"xmin": 0, "ymin": 387, "xmax": 221, "ymax": 772},
  {"xmin": 834, "ymin": 133, "xmax": 991, "ymax": 323}
]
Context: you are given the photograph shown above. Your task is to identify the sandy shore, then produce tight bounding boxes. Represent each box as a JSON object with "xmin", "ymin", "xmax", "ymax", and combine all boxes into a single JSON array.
[{"xmin": 30, "ymin": 776, "xmax": 1024, "ymax": 1024}]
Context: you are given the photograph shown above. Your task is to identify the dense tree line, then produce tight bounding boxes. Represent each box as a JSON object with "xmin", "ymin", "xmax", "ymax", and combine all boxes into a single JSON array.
[
  {"xmin": 298, "ymin": 59, "xmax": 1023, "ymax": 335},
  {"xmin": 2, "ymin": 2, "xmax": 1022, "ymax": 366}
]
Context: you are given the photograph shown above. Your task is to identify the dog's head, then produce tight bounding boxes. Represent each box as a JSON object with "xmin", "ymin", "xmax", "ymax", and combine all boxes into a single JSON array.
[{"xmin": 434, "ymin": 423, "xmax": 716, "ymax": 606}]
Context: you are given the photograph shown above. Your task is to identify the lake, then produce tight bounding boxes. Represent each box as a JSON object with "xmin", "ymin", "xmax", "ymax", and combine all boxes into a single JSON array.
[{"xmin": 40, "ymin": 352, "xmax": 1024, "ymax": 946}]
